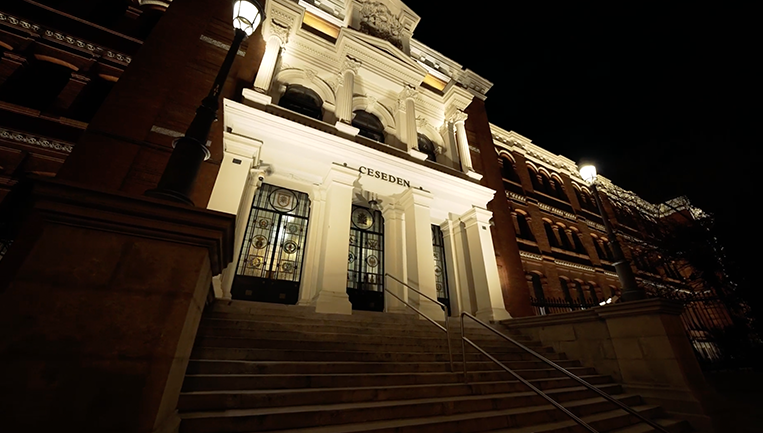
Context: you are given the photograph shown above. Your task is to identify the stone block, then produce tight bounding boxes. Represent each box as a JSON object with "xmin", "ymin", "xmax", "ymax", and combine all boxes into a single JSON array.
[
  {"xmin": 618, "ymin": 358, "xmax": 653, "ymax": 384},
  {"xmin": 612, "ymin": 337, "xmax": 644, "ymax": 360},
  {"xmin": 539, "ymin": 325, "xmax": 576, "ymax": 342},
  {"xmin": 574, "ymin": 321, "xmax": 610, "ymax": 340},
  {"xmin": 606, "ymin": 314, "xmax": 664, "ymax": 338},
  {"xmin": 638, "ymin": 335, "xmax": 675, "ymax": 360}
]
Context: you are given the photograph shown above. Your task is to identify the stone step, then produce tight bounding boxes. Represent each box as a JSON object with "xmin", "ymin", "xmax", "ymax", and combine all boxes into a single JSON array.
[
  {"xmin": 185, "ymin": 358, "xmax": 582, "ymax": 375},
  {"xmin": 181, "ymin": 369, "xmax": 609, "ymax": 392},
  {"xmin": 179, "ymin": 393, "xmax": 643, "ymax": 433},
  {"xmin": 198, "ymin": 318, "xmax": 529, "ymax": 341},
  {"xmin": 194, "ymin": 328, "xmax": 543, "ymax": 350},
  {"xmin": 178, "ymin": 380, "xmax": 623, "ymax": 411},
  {"xmin": 606, "ymin": 417, "xmax": 692, "ymax": 433},
  {"xmin": 191, "ymin": 335, "xmax": 555, "ymax": 355},
  {"xmin": 484, "ymin": 405, "xmax": 671, "ymax": 433},
  {"xmin": 190, "ymin": 346, "xmax": 568, "ymax": 363}
]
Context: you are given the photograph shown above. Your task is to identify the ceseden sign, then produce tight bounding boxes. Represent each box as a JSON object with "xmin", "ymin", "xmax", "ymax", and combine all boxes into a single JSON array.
[{"xmin": 358, "ymin": 166, "xmax": 411, "ymax": 188}]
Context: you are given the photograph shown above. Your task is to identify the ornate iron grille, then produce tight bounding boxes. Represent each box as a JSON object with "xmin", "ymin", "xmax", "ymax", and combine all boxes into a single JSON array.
[
  {"xmin": 347, "ymin": 204, "xmax": 385, "ymax": 311},
  {"xmin": 232, "ymin": 183, "xmax": 311, "ymax": 304},
  {"xmin": 432, "ymin": 224, "xmax": 451, "ymax": 315}
]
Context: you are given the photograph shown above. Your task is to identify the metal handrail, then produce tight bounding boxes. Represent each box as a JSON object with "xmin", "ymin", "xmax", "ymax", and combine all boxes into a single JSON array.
[
  {"xmin": 460, "ymin": 312, "xmax": 671, "ymax": 433},
  {"xmin": 384, "ymin": 273, "xmax": 453, "ymax": 371}
]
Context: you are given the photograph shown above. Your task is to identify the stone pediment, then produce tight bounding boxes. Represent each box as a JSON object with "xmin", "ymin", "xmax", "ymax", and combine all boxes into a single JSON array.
[{"xmin": 338, "ymin": 27, "xmax": 427, "ymax": 86}]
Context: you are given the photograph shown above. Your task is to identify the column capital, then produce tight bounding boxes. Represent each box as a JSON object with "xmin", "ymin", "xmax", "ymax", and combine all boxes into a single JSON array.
[
  {"xmin": 399, "ymin": 187, "xmax": 433, "ymax": 209},
  {"xmin": 322, "ymin": 163, "xmax": 359, "ymax": 188},
  {"xmin": 342, "ymin": 56, "xmax": 362, "ymax": 75},
  {"xmin": 460, "ymin": 206, "xmax": 493, "ymax": 227},
  {"xmin": 399, "ymin": 84, "xmax": 419, "ymax": 101},
  {"xmin": 449, "ymin": 109, "xmax": 469, "ymax": 124},
  {"xmin": 263, "ymin": 19, "xmax": 290, "ymax": 46}
]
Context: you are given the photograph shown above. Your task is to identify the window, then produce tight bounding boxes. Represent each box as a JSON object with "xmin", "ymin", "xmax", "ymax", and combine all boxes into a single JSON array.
[
  {"xmin": 70, "ymin": 75, "xmax": 116, "ymax": 122},
  {"xmin": 352, "ymin": 110, "xmax": 385, "ymax": 143},
  {"xmin": 278, "ymin": 84, "xmax": 324, "ymax": 120},
  {"xmin": 550, "ymin": 176, "xmax": 568, "ymax": 201},
  {"xmin": 586, "ymin": 281, "xmax": 599, "ymax": 302},
  {"xmin": 417, "ymin": 133, "xmax": 436, "ymax": 162},
  {"xmin": 543, "ymin": 221, "xmax": 558, "ymax": 248},
  {"xmin": 0, "ymin": 59, "xmax": 73, "ymax": 111},
  {"xmin": 501, "ymin": 156, "xmax": 521, "ymax": 183},
  {"xmin": 555, "ymin": 226, "xmax": 572, "ymax": 250},
  {"xmin": 528, "ymin": 273, "xmax": 547, "ymax": 315},
  {"xmin": 592, "ymin": 235, "xmax": 606, "ymax": 260},
  {"xmin": 570, "ymin": 229, "xmax": 587, "ymax": 254},
  {"xmin": 528, "ymin": 166, "xmax": 542, "ymax": 191},
  {"xmin": 515, "ymin": 212, "xmax": 535, "ymax": 241},
  {"xmin": 559, "ymin": 278, "xmax": 574, "ymax": 304}
]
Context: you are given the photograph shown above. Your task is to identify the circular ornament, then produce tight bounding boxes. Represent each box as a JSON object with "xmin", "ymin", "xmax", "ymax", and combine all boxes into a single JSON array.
[
  {"xmin": 269, "ymin": 188, "xmax": 299, "ymax": 213},
  {"xmin": 248, "ymin": 256, "xmax": 264, "ymax": 269},
  {"xmin": 351, "ymin": 207, "xmax": 374, "ymax": 230},
  {"xmin": 257, "ymin": 218, "xmax": 271, "ymax": 229},
  {"xmin": 283, "ymin": 240, "xmax": 298, "ymax": 254},
  {"xmin": 252, "ymin": 235, "xmax": 268, "ymax": 249},
  {"xmin": 434, "ymin": 265, "xmax": 442, "ymax": 276},
  {"xmin": 287, "ymin": 223, "xmax": 299, "ymax": 234},
  {"xmin": 281, "ymin": 261, "xmax": 295, "ymax": 273},
  {"xmin": 366, "ymin": 255, "xmax": 379, "ymax": 268},
  {"xmin": 348, "ymin": 252, "xmax": 355, "ymax": 263}
]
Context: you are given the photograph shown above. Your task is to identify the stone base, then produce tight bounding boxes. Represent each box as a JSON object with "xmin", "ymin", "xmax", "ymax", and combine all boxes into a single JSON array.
[
  {"xmin": 242, "ymin": 88, "xmax": 272, "ymax": 107},
  {"xmin": 408, "ymin": 148, "xmax": 428, "ymax": 161},
  {"xmin": 476, "ymin": 307, "xmax": 512, "ymax": 323},
  {"xmin": 334, "ymin": 121, "xmax": 360, "ymax": 137},
  {"xmin": 313, "ymin": 290, "xmax": 353, "ymax": 315}
]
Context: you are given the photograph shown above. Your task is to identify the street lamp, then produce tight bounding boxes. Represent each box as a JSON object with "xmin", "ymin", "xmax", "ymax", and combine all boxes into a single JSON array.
[
  {"xmin": 579, "ymin": 164, "xmax": 646, "ymax": 302},
  {"xmin": 146, "ymin": 0, "xmax": 265, "ymax": 205}
]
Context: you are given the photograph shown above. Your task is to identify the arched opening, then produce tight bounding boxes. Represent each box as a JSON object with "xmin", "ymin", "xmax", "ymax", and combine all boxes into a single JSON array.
[
  {"xmin": 278, "ymin": 84, "xmax": 324, "ymax": 120},
  {"xmin": 559, "ymin": 277, "xmax": 574, "ymax": 305},
  {"xmin": 586, "ymin": 281, "xmax": 599, "ymax": 302},
  {"xmin": 501, "ymin": 156, "xmax": 521, "ymax": 183},
  {"xmin": 551, "ymin": 175, "xmax": 568, "ymax": 201},
  {"xmin": 555, "ymin": 225, "xmax": 572, "ymax": 250},
  {"xmin": 417, "ymin": 133, "xmax": 437, "ymax": 162},
  {"xmin": 515, "ymin": 212, "xmax": 535, "ymax": 241},
  {"xmin": 572, "ymin": 280, "xmax": 587, "ymax": 305},
  {"xmin": 591, "ymin": 235, "xmax": 606, "ymax": 260},
  {"xmin": 527, "ymin": 165, "xmax": 542, "ymax": 191},
  {"xmin": 543, "ymin": 220, "xmax": 559, "ymax": 248},
  {"xmin": 570, "ymin": 228, "xmax": 587, "ymax": 254},
  {"xmin": 352, "ymin": 110, "xmax": 385, "ymax": 143},
  {"xmin": 539, "ymin": 171, "xmax": 553, "ymax": 195},
  {"xmin": 528, "ymin": 273, "xmax": 547, "ymax": 316},
  {"xmin": 70, "ymin": 74, "xmax": 116, "ymax": 122},
  {"xmin": 0, "ymin": 59, "xmax": 73, "ymax": 111}
]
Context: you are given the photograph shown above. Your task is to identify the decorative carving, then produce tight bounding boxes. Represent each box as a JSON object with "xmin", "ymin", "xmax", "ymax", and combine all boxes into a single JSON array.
[
  {"xmin": 0, "ymin": 128, "xmax": 73, "ymax": 153},
  {"xmin": 450, "ymin": 110, "xmax": 468, "ymax": 124},
  {"xmin": 415, "ymin": 116, "xmax": 428, "ymax": 129},
  {"xmin": 342, "ymin": 56, "xmax": 362, "ymax": 75},
  {"xmin": 268, "ymin": 20, "xmax": 290, "ymax": 46},
  {"xmin": 399, "ymin": 84, "xmax": 418, "ymax": 101},
  {"xmin": 357, "ymin": 0, "xmax": 404, "ymax": 50}
]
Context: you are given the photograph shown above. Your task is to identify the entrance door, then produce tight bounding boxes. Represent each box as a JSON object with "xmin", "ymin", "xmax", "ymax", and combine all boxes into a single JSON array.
[
  {"xmin": 347, "ymin": 205, "xmax": 385, "ymax": 311},
  {"xmin": 232, "ymin": 183, "xmax": 311, "ymax": 304},
  {"xmin": 432, "ymin": 224, "xmax": 451, "ymax": 315}
]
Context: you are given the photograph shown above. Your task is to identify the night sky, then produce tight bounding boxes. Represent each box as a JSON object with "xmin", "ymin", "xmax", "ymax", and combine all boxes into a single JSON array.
[{"xmin": 405, "ymin": 2, "xmax": 757, "ymax": 305}]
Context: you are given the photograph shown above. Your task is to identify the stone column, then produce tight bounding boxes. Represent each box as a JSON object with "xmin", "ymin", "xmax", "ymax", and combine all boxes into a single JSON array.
[
  {"xmin": 298, "ymin": 188, "xmax": 324, "ymax": 306},
  {"xmin": 461, "ymin": 206, "xmax": 512, "ymax": 322},
  {"xmin": 399, "ymin": 188, "xmax": 442, "ymax": 320},
  {"xmin": 451, "ymin": 216, "xmax": 476, "ymax": 314},
  {"xmin": 313, "ymin": 164, "xmax": 356, "ymax": 315},
  {"xmin": 334, "ymin": 56, "xmax": 361, "ymax": 134},
  {"xmin": 252, "ymin": 24, "xmax": 288, "ymax": 96},
  {"xmin": 382, "ymin": 202, "xmax": 408, "ymax": 313},
  {"xmin": 440, "ymin": 218, "xmax": 463, "ymax": 316},
  {"xmin": 452, "ymin": 110, "xmax": 480, "ymax": 179},
  {"xmin": 399, "ymin": 85, "xmax": 421, "ymax": 155}
]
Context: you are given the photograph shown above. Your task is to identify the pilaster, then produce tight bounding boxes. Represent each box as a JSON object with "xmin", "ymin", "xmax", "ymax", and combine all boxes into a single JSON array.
[
  {"xmin": 313, "ymin": 164, "xmax": 357, "ymax": 315},
  {"xmin": 461, "ymin": 206, "xmax": 511, "ymax": 322},
  {"xmin": 382, "ymin": 201, "xmax": 407, "ymax": 313}
]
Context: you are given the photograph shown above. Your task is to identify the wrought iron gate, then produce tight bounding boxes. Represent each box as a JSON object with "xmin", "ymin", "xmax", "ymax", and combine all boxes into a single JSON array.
[
  {"xmin": 347, "ymin": 205, "xmax": 385, "ymax": 311},
  {"xmin": 232, "ymin": 183, "xmax": 311, "ymax": 304},
  {"xmin": 432, "ymin": 224, "xmax": 451, "ymax": 315}
]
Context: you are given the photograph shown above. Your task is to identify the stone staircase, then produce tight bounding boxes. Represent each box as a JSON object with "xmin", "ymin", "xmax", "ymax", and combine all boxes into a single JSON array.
[{"xmin": 178, "ymin": 300, "xmax": 691, "ymax": 433}]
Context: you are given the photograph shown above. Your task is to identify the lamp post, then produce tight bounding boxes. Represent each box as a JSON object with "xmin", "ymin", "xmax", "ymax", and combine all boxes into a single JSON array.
[
  {"xmin": 579, "ymin": 164, "xmax": 646, "ymax": 302},
  {"xmin": 146, "ymin": 0, "xmax": 265, "ymax": 205}
]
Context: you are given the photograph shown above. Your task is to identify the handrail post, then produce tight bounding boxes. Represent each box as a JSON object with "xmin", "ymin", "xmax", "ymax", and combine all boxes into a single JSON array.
[{"xmin": 460, "ymin": 314, "xmax": 467, "ymax": 381}]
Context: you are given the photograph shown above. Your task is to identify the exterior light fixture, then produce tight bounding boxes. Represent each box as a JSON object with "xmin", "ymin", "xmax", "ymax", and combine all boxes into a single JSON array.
[
  {"xmin": 579, "ymin": 163, "xmax": 646, "ymax": 302},
  {"xmin": 147, "ymin": 0, "xmax": 266, "ymax": 205}
]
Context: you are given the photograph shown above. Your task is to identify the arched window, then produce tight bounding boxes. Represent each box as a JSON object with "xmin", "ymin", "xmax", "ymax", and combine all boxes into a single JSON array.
[
  {"xmin": 572, "ymin": 280, "xmax": 587, "ymax": 305},
  {"xmin": 501, "ymin": 156, "xmax": 521, "ymax": 183},
  {"xmin": 527, "ymin": 165, "xmax": 542, "ymax": 191},
  {"xmin": 352, "ymin": 110, "xmax": 385, "ymax": 143},
  {"xmin": 539, "ymin": 171, "xmax": 553, "ymax": 195},
  {"xmin": 278, "ymin": 84, "xmax": 324, "ymax": 120},
  {"xmin": 551, "ymin": 175, "xmax": 568, "ymax": 201},
  {"xmin": 0, "ymin": 59, "xmax": 73, "ymax": 111},
  {"xmin": 570, "ymin": 229, "xmax": 587, "ymax": 254},
  {"xmin": 528, "ymin": 273, "xmax": 547, "ymax": 315},
  {"xmin": 586, "ymin": 281, "xmax": 599, "ymax": 302},
  {"xmin": 543, "ymin": 221, "xmax": 558, "ymax": 248},
  {"xmin": 417, "ymin": 133, "xmax": 436, "ymax": 162},
  {"xmin": 70, "ymin": 74, "xmax": 116, "ymax": 122},
  {"xmin": 591, "ymin": 235, "xmax": 606, "ymax": 260},
  {"xmin": 555, "ymin": 226, "xmax": 572, "ymax": 250},
  {"xmin": 559, "ymin": 277, "xmax": 574, "ymax": 305},
  {"xmin": 515, "ymin": 212, "xmax": 535, "ymax": 241},
  {"xmin": 601, "ymin": 238, "xmax": 614, "ymax": 261}
]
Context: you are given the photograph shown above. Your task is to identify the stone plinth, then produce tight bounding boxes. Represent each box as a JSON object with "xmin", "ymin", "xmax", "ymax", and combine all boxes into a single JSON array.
[
  {"xmin": 500, "ymin": 298, "xmax": 719, "ymax": 433},
  {"xmin": 0, "ymin": 178, "xmax": 234, "ymax": 433}
]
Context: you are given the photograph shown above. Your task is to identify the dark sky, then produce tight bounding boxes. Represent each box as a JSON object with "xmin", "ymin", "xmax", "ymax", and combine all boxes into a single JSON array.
[{"xmin": 405, "ymin": 2, "xmax": 757, "ymax": 292}]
